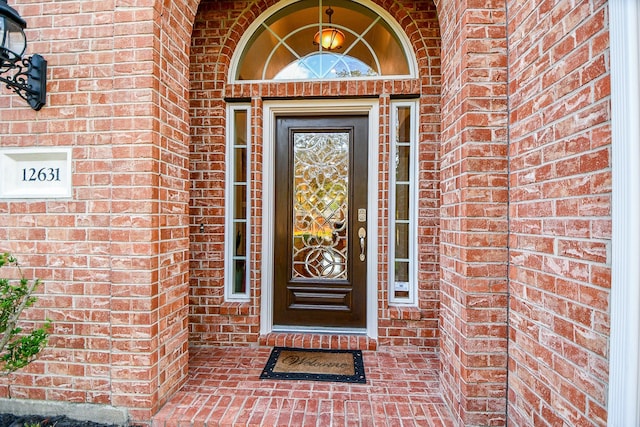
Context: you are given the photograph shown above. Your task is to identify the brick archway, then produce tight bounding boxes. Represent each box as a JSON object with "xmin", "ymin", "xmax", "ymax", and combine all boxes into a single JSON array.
[
  {"xmin": 182, "ymin": 1, "xmax": 507, "ymax": 420},
  {"xmin": 181, "ymin": 0, "xmax": 509, "ymax": 425},
  {"xmin": 187, "ymin": 0, "xmax": 441, "ymax": 342}
]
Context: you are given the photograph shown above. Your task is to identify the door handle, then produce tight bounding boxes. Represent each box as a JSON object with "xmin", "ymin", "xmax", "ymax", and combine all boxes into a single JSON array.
[{"xmin": 358, "ymin": 227, "xmax": 366, "ymax": 261}]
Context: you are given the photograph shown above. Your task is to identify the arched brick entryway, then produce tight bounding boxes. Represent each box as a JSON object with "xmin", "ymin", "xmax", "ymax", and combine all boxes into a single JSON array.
[
  {"xmin": 148, "ymin": 0, "xmax": 511, "ymax": 423},
  {"xmin": 187, "ymin": 0, "xmax": 441, "ymax": 346},
  {"xmin": 181, "ymin": 0, "xmax": 509, "ymax": 425}
]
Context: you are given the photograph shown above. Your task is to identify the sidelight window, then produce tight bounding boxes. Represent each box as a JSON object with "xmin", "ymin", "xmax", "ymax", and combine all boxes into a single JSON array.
[
  {"xmin": 389, "ymin": 101, "xmax": 417, "ymax": 305},
  {"xmin": 225, "ymin": 105, "xmax": 251, "ymax": 301}
]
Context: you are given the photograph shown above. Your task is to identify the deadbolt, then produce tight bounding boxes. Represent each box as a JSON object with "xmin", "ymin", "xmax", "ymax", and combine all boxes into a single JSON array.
[{"xmin": 358, "ymin": 208, "xmax": 367, "ymax": 222}]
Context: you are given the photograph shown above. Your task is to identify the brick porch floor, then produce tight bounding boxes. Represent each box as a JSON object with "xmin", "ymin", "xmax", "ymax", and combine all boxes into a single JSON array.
[{"xmin": 151, "ymin": 342, "xmax": 455, "ymax": 426}]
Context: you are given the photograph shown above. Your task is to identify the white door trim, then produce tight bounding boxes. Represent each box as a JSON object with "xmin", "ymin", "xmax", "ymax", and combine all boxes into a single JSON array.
[
  {"xmin": 260, "ymin": 99, "xmax": 379, "ymax": 339},
  {"xmin": 608, "ymin": 0, "xmax": 640, "ymax": 424}
]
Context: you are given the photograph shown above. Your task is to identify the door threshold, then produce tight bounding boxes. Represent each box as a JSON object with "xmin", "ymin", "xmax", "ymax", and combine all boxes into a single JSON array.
[
  {"xmin": 261, "ymin": 329, "xmax": 377, "ymax": 350},
  {"xmin": 272, "ymin": 325, "xmax": 368, "ymax": 335}
]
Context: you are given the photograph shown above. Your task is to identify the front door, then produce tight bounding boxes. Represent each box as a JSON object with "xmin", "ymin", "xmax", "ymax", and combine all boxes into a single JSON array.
[{"xmin": 274, "ymin": 116, "xmax": 368, "ymax": 328}]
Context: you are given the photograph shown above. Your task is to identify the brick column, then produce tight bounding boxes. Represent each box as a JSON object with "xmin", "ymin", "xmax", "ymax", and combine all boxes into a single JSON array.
[
  {"xmin": 109, "ymin": 1, "xmax": 194, "ymax": 420},
  {"xmin": 437, "ymin": 0, "xmax": 510, "ymax": 424}
]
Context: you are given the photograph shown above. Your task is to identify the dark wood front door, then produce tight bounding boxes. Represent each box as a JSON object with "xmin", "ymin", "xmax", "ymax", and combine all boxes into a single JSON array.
[{"xmin": 274, "ymin": 116, "xmax": 368, "ymax": 328}]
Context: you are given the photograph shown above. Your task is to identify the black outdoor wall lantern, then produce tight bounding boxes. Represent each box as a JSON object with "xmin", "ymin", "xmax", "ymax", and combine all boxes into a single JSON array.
[{"xmin": 0, "ymin": 0, "xmax": 46, "ymax": 110}]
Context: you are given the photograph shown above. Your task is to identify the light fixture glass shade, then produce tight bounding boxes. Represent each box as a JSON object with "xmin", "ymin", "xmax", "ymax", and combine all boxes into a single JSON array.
[
  {"xmin": 0, "ymin": 1, "xmax": 27, "ymax": 59},
  {"xmin": 313, "ymin": 27, "xmax": 345, "ymax": 50}
]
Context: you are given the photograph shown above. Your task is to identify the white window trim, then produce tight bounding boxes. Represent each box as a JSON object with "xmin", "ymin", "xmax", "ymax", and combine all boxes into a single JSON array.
[
  {"xmin": 261, "ymin": 98, "xmax": 379, "ymax": 338},
  {"xmin": 224, "ymin": 104, "xmax": 251, "ymax": 302},
  {"xmin": 389, "ymin": 100, "xmax": 419, "ymax": 306},
  {"xmin": 608, "ymin": 0, "xmax": 640, "ymax": 424}
]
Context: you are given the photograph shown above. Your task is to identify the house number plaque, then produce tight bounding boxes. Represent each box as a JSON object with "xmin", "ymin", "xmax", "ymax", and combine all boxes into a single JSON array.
[{"xmin": 0, "ymin": 147, "xmax": 72, "ymax": 199}]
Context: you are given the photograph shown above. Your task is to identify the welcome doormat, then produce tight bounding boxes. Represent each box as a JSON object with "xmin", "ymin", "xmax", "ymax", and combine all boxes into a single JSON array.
[{"xmin": 259, "ymin": 347, "xmax": 366, "ymax": 384}]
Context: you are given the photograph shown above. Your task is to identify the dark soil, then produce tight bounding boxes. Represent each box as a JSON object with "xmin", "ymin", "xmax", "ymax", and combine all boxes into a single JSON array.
[{"xmin": 0, "ymin": 414, "xmax": 120, "ymax": 427}]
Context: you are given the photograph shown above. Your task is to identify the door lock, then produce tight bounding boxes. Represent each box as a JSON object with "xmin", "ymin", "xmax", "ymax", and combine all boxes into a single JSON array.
[{"xmin": 358, "ymin": 208, "xmax": 367, "ymax": 222}]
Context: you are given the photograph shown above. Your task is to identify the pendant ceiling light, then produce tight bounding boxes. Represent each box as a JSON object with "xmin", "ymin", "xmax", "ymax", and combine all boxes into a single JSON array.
[{"xmin": 313, "ymin": 6, "xmax": 344, "ymax": 51}]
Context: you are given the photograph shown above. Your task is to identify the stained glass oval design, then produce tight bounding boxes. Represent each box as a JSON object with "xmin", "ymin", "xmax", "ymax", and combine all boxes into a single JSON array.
[{"xmin": 292, "ymin": 132, "xmax": 349, "ymax": 279}]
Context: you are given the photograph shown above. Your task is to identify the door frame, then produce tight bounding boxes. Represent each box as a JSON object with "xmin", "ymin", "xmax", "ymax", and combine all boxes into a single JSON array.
[{"xmin": 261, "ymin": 99, "xmax": 379, "ymax": 338}]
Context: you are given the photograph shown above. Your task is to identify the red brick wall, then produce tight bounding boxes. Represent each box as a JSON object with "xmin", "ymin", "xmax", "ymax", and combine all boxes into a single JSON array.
[
  {"xmin": 0, "ymin": 0, "xmax": 613, "ymax": 424},
  {"xmin": 436, "ymin": 0, "xmax": 510, "ymax": 424},
  {"xmin": 506, "ymin": 0, "xmax": 610, "ymax": 425},
  {"xmin": 0, "ymin": 0, "xmax": 197, "ymax": 420},
  {"xmin": 153, "ymin": 0, "xmax": 199, "ymax": 415},
  {"xmin": 188, "ymin": 0, "xmax": 442, "ymax": 349},
  {"xmin": 436, "ymin": 0, "xmax": 611, "ymax": 423}
]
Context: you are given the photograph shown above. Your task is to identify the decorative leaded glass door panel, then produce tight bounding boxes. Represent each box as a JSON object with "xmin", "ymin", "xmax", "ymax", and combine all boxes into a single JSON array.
[{"xmin": 274, "ymin": 116, "xmax": 368, "ymax": 328}]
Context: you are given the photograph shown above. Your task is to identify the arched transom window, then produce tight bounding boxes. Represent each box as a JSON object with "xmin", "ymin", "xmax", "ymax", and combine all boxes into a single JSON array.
[{"xmin": 233, "ymin": 0, "xmax": 414, "ymax": 81}]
